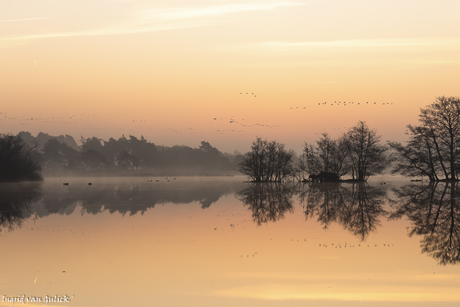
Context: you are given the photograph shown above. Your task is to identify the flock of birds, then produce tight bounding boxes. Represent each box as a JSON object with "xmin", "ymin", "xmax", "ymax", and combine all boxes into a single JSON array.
[
  {"xmin": 2, "ymin": 91, "xmax": 398, "ymax": 139},
  {"xmin": 240, "ymin": 92, "xmax": 257, "ymax": 98},
  {"xmin": 0, "ymin": 110, "xmax": 150, "ymax": 134},
  {"xmin": 318, "ymin": 242, "xmax": 394, "ymax": 248},
  {"xmin": 211, "ymin": 91, "xmax": 280, "ymax": 134},
  {"xmin": 241, "ymin": 252, "xmax": 258, "ymax": 258},
  {"xmin": 208, "ymin": 95, "xmax": 398, "ymax": 135},
  {"xmin": 0, "ymin": 113, "xmax": 102, "ymax": 126},
  {"xmin": 287, "ymin": 101, "xmax": 395, "ymax": 110},
  {"xmin": 238, "ymin": 242, "xmax": 395, "ymax": 259},
  {"xmin": 211, "ymin": 116, "xmax": 279, "ymax": 135},
  {"xmin": 168, "ymin": 127, "xmax": 201, "ymax": 135},
  {"xmin": 316, "ymin": 101, "xmax": 394, "ymax": 107}
]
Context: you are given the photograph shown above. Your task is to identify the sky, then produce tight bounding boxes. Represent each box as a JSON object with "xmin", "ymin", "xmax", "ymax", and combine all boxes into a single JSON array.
[{"xmin": 1, "ymin": 0, "xmax": 460, "ymax": 153}]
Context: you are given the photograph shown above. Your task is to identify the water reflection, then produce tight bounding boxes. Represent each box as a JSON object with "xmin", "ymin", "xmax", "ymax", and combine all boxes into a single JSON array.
[
  {"xmin": 2, "ymin": 178, "xmax": 460, "ymax": 266},
  {"xmin": 237, "ymin": 183, "xmax": 295, "ymax": 225},
  {"xmin": 391, "ymin": 182, "xmax": 460, "ymax": 265},
  {"xmin": 39, "ymin": 179, "xmax": 243, "ymax": 217},
  {"xmin": 300, "ymin": 183, "xmax": 387, "ymax": 241},
  {"xmin": 0, "ymin": 182, "xmax": 42, "ymax": 231}
]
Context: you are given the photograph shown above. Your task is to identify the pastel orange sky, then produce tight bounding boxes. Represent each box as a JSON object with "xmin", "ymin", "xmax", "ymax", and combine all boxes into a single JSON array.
[{"xmin": 1, "ymin": 0, "xmax": 459, "ymax": 153}]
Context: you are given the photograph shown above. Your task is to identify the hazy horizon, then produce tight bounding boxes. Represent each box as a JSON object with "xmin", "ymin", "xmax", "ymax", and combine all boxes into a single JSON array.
[{"xmin": 4, "ymin": 125, "xmax": 406, "ymax": 155}]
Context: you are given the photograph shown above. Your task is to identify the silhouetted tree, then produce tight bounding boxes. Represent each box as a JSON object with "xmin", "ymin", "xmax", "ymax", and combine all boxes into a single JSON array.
[
  {"xmin": 0, "ymin": 134, "xmax": 42, "ymax": 181},
  {"xmin": 238, "ymin": 137, "xmax": 294, "ymax": 182},
  {"xmin": 42, "ymin": 138, "xmax": 80, "ymax": 171},
  {"xmin": 225, "ymin": 150, "xmax": 244, "ymax": 170},
  {"xmin": 80, "ymin": 136, "xmax": 104, "ymax": 153},
  {"xmin": 390, "ymin": 96, "xmax": 460, "ymax": 181},
  {"xmin": 347, "ymin": 121, "xmax": 388, "ymax": 181},
  {"xmin": 80, "ymin": 149, "xmax": 107, "ymax": 170},
  {"xmin": 297, "ymin": 143, "xmax": 322, "ymax": 181},
  {"xmin": 316, "ymin": 133, "xmax": 336, "ymax": 173},
  {"xmin": 18, "ymin": 131, "xmax": 240, "ymax": 175},
  {"xmin": 388, "ymin": 127, "xmax": 438, "ymax": 181},
  {"xmin": 115, "ymin": 151, "xmax": 140, "ymax": 170},
  {"xmin": 300, "ymin": 123, "xmax": 381, "ymax": 182},
  {"xmin": 198, "ymin": 141, "xmax": 233, "ymax": 171},
  {"xmin": 19, "ymin": 131, "xmax": 78, "ymax": 151},
  {"xmin": 313, "ymin": 134, "xmax": 351, "ymax": 178},
  {"xmin": 42, "ymin": 139, "xmax": 62, "ymax": 170},
  {"xmin": 40, "ymin": 132, "xmax": 236, "ymax": 175}
]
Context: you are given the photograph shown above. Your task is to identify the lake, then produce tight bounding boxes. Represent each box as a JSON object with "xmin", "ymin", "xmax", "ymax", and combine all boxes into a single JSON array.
[{"xmin": 1, "ymin": 176, "xmax": 460, "ymax": 307}]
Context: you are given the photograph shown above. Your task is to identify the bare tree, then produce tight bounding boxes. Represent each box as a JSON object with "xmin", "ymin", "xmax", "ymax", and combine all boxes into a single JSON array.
[
  {"xmin": 331, "ymin": 135, "xmax": 352, "ymax": 177},
  {"xmin": 316, "ymin": 133, "xmax": 336, "ymax": 173},
  {"xmin": 347, "ymin": 121, "xmax": 388, "ymax": 181},
  {"xmin": 390, "ymin": 96, "xmax": 460, "ymax": 181},
  {"xmin": 388, "ymin": 125, "xmax": 439, "ymax": 181},
  {"xmin": 297, "ymin": 143, "xmax": 322, "ymax": 181},
  {"xmin": 238, "ymin": 137, "xmax": 294, "ymax": 182}
]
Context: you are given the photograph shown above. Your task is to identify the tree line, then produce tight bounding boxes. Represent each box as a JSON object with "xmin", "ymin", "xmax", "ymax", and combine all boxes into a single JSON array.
[
  {"xmin": 0, "ymin": 133, "xmax": 243, "ymax": 181},
  {"xmin": 1, "ymin": 95, "xmax": 460, "ymax": 182},
  {"xmin": 41, "ymin": 135, "xmax": 241, "ymax": 175}
]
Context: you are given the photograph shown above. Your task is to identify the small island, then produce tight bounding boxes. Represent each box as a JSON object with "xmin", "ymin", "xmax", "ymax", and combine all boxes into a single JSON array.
[{"xmin": 238, "ymin": 121, "xmax": 387, "ymax": 183}]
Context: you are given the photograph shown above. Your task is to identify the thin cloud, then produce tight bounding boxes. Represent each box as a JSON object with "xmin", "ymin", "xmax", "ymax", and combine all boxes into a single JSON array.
[
  {"xmin": 0, "ymin": 22, "xmax": 205, "ymax": 43},
  {"xmin": 138, "ymin": 1, "xmax": 303, "ymax": 21},
  {"xmin": 0, "ymin": 17, "xmax": 50, "ymax": 23},
  {"xmin": 0, "ymin": 1, "xmax": 302, "ymax": 45},
  {"xmin": 250, "ymin": 38, "xmax": 460, "ymax": 49}
]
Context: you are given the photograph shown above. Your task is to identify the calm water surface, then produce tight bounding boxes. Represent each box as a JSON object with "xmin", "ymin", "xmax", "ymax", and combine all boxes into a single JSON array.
[{"xmin": 1, "ymin": 176, "xmax": 460, "ymax": 307}]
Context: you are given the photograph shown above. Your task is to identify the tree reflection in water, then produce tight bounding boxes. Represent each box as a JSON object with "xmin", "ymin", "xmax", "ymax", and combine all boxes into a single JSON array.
[
  {"xmin": 391, "ymin": 182, "xmax": 460, "ymax": 265},
  {"xmin": 300, "ymin": 183, "xmax": 387, "ymax": 241},
  {"xmin": 237, "ymin": 183, "xmax": 295, "ymax": 225},
  {"xmin": 39, "ymin": 180, "xmax": 241, "ymax": 217},
  {"xmin": 3, "ymin": 179, "xmax": 460, "ymax": 265},
  {"xmin": 0, "ymin": 182, "xmax": 42, "ymax": 231}
]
